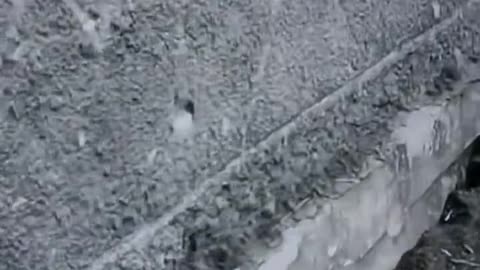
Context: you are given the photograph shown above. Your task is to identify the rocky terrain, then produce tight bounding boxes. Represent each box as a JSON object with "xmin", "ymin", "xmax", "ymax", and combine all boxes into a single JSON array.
[{"xmin": 2, "ymin": 0, "xmax": 480, "ymax": 269}]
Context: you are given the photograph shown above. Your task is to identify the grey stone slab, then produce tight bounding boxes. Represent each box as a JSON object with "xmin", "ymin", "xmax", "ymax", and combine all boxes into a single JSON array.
[{"xmin": 323, "ymin": 155, "xmax": 467, "ymax": 270}]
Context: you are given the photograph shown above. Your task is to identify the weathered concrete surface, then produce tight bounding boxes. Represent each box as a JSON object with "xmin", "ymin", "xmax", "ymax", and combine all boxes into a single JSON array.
[
  {"xmin": 352, "ymin": 161, "xmax": 467, "ymax": 270},
  {"xmin": 265, "ymin": 151, "xmax": 468, "ymax": 270},
  {"xmin": 261, "ymin": 81, "xmax": 480, "ymax": 270},
  {"xmin": 1, "ymin": 0, "xmax": 480, "ymax": 270}
]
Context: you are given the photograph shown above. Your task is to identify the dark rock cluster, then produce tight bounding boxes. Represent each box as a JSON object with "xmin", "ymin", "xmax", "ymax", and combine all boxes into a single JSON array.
[{"xmin": 394, "ymin": 147, "xmax": 480, "ymax": 270}]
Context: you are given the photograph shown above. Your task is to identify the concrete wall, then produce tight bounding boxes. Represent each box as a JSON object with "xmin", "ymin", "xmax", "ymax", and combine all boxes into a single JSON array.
[
  {"xmin": 1, "ymin": 0, "xmax": 480, "ymax": 269},
  {"xmin": 260, "ymin": 79, "xmax": 480, "ymax": 270}
]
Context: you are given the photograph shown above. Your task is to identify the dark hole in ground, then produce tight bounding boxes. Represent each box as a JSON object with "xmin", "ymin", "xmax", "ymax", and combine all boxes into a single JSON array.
[
  {"xmin": 439, "ymin": 192, "xmax": 472, "ymax": 225},
  {"xmin": 465, "ymin": 136, "xmax": 480, "ymax": 189},
  {"xmin": 438, "ymin": 136, "xmax": 480, "ymax": 225},
  {"xmin": 395, "ymin": 136, "xmax": 480, "ymax": 270},
  {"xmin": 183, "ymin": 100, "xmax": 195, "ymax": 116},
  {"xmin": 174, "ymin": 95, "xmax": 195, "ymax": 116}
]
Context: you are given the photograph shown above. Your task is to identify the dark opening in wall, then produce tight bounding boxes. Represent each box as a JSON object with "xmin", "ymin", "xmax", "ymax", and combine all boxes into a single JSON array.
[
  {"xmin": 465, "ymin": 136, "xmax": 480, "ymax": 189},
  {"xmin": 438, "ymin": 136, "xmax": 480, "ymax": 225},
  {"xmin": 438, "ymin": 191, "xmax": 472, "ymax": 225}
]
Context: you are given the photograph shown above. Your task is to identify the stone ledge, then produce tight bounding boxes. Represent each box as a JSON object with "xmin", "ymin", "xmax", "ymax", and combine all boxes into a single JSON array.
[
  {"xmin": 345, "ymin": 157, "xmax": 468, "ymax": 270},
  {"xmin": 262, "ymin": 82, "xmax": 480, "ymax": 270}
]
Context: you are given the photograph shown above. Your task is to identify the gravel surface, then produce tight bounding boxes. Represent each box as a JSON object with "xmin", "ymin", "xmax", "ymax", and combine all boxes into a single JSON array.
[
  {"xmin": 167, "ymin": 18, "xmax": 480, "ymax": 270},
  {"xmin": 0, "ymin": 0, "xmax": 478, "ymax": 269}
]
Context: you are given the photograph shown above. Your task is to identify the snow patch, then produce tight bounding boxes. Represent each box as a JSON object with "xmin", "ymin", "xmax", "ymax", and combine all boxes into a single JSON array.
[{"xmin": 392, "ymin": 107, "xmax": 442, "ymax": 163}]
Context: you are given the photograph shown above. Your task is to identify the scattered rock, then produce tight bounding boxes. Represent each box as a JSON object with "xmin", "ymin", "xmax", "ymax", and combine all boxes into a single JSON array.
[
  {"xmin": 292, "ymin": 199, "xmax": 318, "ymax": 221},
  {"xmin": 48, "ymin": 95, "xmax": 65, "ymax": 111},
  {"xmin": 78, "ymin": 42, "xmax": 97, "ymax": 59},
  {"xmin": 8, "ymin": 98, "xmax": 26, "ymax": 120},
  {"xmin": 118, "ymin": 252, "xmax": 147, "ymax": 270},
  {"xmin": 11, "ymin": 196, "xmax": 28, "ymax": 210}
]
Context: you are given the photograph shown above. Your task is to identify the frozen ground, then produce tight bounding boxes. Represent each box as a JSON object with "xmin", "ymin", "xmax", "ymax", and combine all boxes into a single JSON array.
[{"xmin": 1, "ymin": 0, "xmax": 480, "ymax": 270}]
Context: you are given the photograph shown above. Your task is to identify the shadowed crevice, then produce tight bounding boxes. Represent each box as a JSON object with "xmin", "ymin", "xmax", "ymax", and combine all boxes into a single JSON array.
[{"xmin": 465, "ymin": 136, "xmax": 480, "ymax": 189}]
